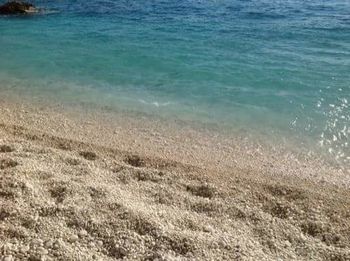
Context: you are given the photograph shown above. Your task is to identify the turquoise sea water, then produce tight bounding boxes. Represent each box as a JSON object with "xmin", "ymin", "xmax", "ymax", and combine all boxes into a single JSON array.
[{"xmin": 0, "ymin": 0, "xmax": 349, "ymax": 166}]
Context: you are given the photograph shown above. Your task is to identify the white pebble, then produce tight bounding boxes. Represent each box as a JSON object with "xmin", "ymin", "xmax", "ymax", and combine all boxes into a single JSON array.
[
  {"xmin": 3, "ymin": 255, "xmax": 13, "ymax": 261},
  {"xmin": 284, "ymin": 240, "xmax": 292, "ymax": 248},
  {"xmin": 69, "ymin": 234, "xmax": 79, "ymax": 242},
  {"xmin": 44, "ymin": 240, "xmax": 54, "ymax": 248},
  {"xmin": 203, "ymin": 225, "xmax": 215, "ymax": 233},
  {"xmin": 2, "ymin": 243, "xmax": 13, "ymax": 252},
  {"xmin": 20, "ymin": 245, "xmax": 30, "ymax": 253},
  {"xmin": 78, "ymin": 229, "xmax": 88, "ymax": 237},
  {"xmin": 53, "ymin": 239, "xmax": 64, "ymax": 250},
  {"xmin": 31, "ymin": 238, "xmax": 43, "ymax": 246},
  {"xmin": 37, "ymin": 246, "xmax": 49, "ymax": 255}
]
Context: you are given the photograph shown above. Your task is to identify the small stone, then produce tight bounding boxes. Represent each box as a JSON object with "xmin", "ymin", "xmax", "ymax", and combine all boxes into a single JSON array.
[
  {"xmin": 284, "ymin": 240, "xmax": 292, "ymax": 248},
  {"xmin": 114, "ymin": 246, "xmax": 128, "ymax": 257},
  {"xmin": 69, "ymin": 234, "xmax": 79, "ymax": 243},
  {"xmin": 89, "ymin": 241, "xmax": 95, "ymax": 248},
  {"xmin": 29, "ymin": 254, "xmax": 42, "ymax": 261},
  {"xmin": 44, "ymin": 240, "xmax": 54, "ymax": 248},
  {"xmin": 78, "ymin": 229, "xmax": 88, "ymax": 237},
  {"xmin": 2, "ymin": 243, "xmax": 13, "ymax": 252},
  {"xmin": 53, "ymin": 239, "xmax": 63, "ymax": 250},
  {"xmin": 20, "ymin": 245, "xmax": 30, "ymax": 253},
  {"xmin": 3, "ymin": 255, "xmax": 13, "ymax": 261},
  {"xmin": 31, "ymin": 238, "xmax": 44, "ymax": 246},
  {"xmin": 96, "ymin": 240, "xmax": 103, "ymax": 247},
  {"xmin": 37, "ymin": 246, "xmax": 49, "ymax": 255},
  {"xmin": 203, "ymin": 225, "xmax": 214, "ymax": 233},
  {"xmin": 33, "ymin": 214, "xmax": 39, "ymax": 222}
]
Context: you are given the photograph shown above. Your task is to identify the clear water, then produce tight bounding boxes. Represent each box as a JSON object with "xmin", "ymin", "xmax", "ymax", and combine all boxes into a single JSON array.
[{"xmin": 0, "ymin": 0, "xmax": 349, "ymax": 166}]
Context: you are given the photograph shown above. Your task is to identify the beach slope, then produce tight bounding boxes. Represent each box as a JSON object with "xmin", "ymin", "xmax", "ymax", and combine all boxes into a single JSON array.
[{"xmin": 0, "ymin": 102, "xmax": 349, "ymax": 260}]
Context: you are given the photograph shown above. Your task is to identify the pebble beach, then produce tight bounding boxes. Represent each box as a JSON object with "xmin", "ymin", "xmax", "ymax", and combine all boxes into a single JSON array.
[{"xmin": 0, "ymin": 98, "xmax": 349, "ymax": 260}]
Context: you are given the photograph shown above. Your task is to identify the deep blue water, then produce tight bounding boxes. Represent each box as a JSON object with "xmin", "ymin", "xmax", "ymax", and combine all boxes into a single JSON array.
[{"xmin": 0, "ymin": 0, "xmax": 349, "ymax": 165}]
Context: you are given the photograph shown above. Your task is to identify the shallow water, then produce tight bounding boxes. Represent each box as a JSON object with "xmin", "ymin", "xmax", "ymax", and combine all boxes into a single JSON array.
[{"xmin": 0, "ymin": 0, "xmax": 349, "ymax": 166}]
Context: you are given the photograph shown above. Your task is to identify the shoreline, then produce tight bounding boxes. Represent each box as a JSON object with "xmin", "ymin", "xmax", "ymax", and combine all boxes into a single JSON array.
[
  {"xmin": 0, "ymin": 93, "xmax": 348, "ymax": 188},
  {"xmin": 0, "ymin": 95, "xmax": 350, "ymax": 260},
  {"xmin": 1, "ymin": 83, "xmax": 348, "ymax": 172}
]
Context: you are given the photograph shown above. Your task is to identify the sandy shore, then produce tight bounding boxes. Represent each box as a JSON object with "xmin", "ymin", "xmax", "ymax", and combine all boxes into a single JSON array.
[{"xmin": 0, "ymin": 97, "xmax": 349, "ymax": 260}]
